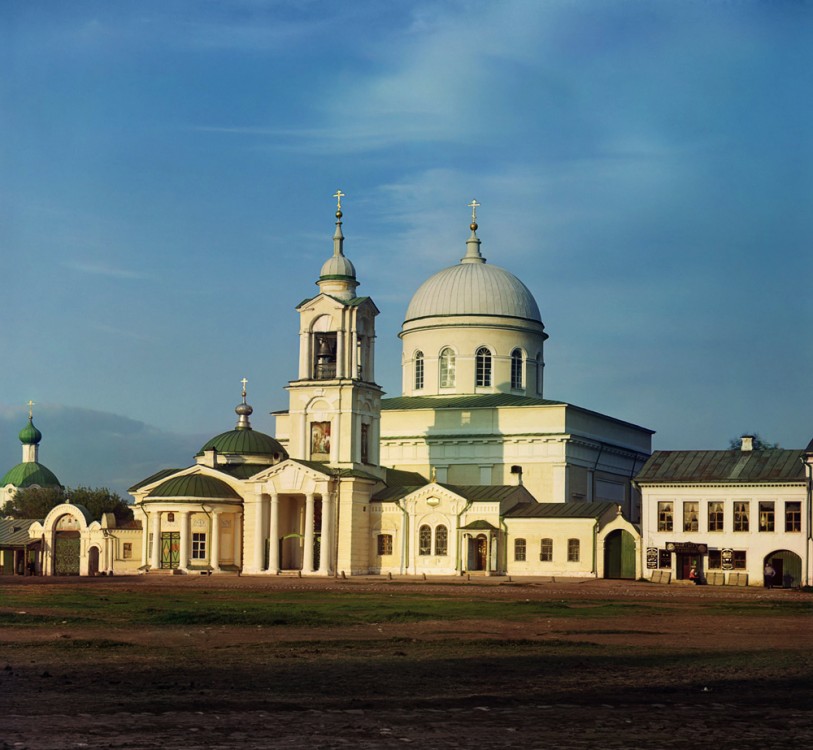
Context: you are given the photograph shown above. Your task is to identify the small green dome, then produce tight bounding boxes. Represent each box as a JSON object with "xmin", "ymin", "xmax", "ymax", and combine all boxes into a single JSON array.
[
  {"xmin": 19, "ymin": 418, "xmax": 42, "ymax": 446},
  {"xmin": 148, "ymin": 474, "xmax": 242, "ymax": 500},
  {"xmin": 1, "ymin": 461, "xmax": 61, "ymax": 489},
  {"xmin": 197, "ymin": 429, "xmax": 287, "ymax": 459}
]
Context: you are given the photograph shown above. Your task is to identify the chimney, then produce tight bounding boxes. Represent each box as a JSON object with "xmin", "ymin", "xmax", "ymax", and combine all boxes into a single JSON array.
[
  {"xmin": 510, "ymin": 465, "xmax": 523, "ymax": 486},
  {"xmin": 740, "ymin": 435, "xmax": 754, "ymax": 452}
]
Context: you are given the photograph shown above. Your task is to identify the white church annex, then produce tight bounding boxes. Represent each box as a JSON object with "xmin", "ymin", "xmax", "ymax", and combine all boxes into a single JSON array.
[{"xmin": 42, "ymin": 195, "xmax": 654, "ymax": 579}]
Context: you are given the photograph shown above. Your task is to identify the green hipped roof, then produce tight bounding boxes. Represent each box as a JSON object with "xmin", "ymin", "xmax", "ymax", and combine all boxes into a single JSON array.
[
  {"xmin": 636, "ymin": 449, "xmax": 806, "ymax": 484},
  {"xmin": 148, "ymin": 474, "xmax": 241, "ymax": 500},
  {"xmin": 197, "ymin": 428, "xmax": 287, "ymax": 459},
  {"xmin": 1, "ymin": 462, "xmax": 61, "ymax": 489}
]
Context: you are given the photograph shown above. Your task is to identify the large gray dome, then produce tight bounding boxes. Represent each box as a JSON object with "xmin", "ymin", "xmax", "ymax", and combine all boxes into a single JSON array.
[{"xmin": 404, "ymin": 261, "xmax": 541, "ymax": 323}]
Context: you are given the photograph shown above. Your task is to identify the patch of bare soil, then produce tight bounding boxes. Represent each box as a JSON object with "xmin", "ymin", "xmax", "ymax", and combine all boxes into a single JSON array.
[{"xmin": 1, "ymin": 576, "xmax": 811, "ymax": 749}]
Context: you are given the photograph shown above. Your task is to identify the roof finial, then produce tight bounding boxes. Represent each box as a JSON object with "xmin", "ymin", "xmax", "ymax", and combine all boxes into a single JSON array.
[
  {"xmin": 235, "ymin": 377, "xmax": 253, "ymax": 430},
  {"xmin": 461, "ymin": 198, "xmax": 485, "ymax": 264},
  {"xmin": 333, "ymin": 189, "xmax": 345, "ymax": 216},
  {"xmin": 468, "ymin": 198, "xmax": 480, "ymax": 230},
  {"xmin": 331, "ymin": 189, "xmax": 346, "ymax": 258},
  {"xmin": 27, "ymin": 400, "xmax": 35, "ymax": 419}
]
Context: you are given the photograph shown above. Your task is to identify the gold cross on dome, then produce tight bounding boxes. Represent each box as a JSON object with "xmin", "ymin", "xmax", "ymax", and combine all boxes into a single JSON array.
[
  {"xmin": 241, "ymin": 378, "xmax": 248, "ymax": 397},
  {"xmin": 27, "ymin": 400, "xmax": 35, "ymax": 418},
  {"xmin": 333, "ymin": 190, "xmax": 345, "ymax": 211},
  {"xmin": 468, "ymin": 199, "xmax": 480, "ymax": 222}
]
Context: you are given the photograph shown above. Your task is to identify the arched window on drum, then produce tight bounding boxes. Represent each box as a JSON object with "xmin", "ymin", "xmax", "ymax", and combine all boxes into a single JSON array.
[
  {"xmin": 510, "ymin": 348, "xmax": 523, "ymax": 390},
  {"xmin": 475, "ymin": 347, "xmax": 492, "ymax": 387}
]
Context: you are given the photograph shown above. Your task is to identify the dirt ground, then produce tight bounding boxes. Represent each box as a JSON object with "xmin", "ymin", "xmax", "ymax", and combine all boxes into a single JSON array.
[{"xmin": 1, "ymin": 575, "xmax": 811, "ymax": 749}]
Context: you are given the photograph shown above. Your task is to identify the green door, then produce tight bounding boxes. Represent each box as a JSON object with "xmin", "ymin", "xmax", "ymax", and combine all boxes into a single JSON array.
[
  {"xmin": 54, "ymin": 532, "xmax": 81, "ymax": 575},
  {"xmin": 161, "ymin": 532, "xmax": 181, "ymax": 569},
  {"xmin": 604, "ymin": 530, "xmax": 636, "ymax": 579}
]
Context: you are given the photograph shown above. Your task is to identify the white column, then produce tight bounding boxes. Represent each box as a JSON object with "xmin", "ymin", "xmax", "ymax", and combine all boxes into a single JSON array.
[
  {"xmin": 140, "ymin": 509, "xmax": 149, "ymax": 568},
  {"xmin": 368, "ymin": 336, "xmax": 375, "ymax": 382},
  {"xmin": 234, "ymin": 512, "xmax": 243, "ymax": 570},
  {"xmin": 268, "ymin": 493, "xmax": 280, "ymax": 573},
  {"xmin": 337, "ymin": 330, "xmax": 345, "ymax": 378},
  {"xmin": 318, "ymin": 495, "xmax": 332, "ymax": 575},
  {"xmin": 210, "ymin": 511, "xmax": 221, "ymax": 572},
  {"xmin": 150, "ymin": 510, "xmax": 161, "ymax": 570},
  {"xmin": 252, "ymin": 493, "xmax": 265, "ymax": 573},
  {"xmin": 303, "ymin": 493, "xmax": 315, "ymax": 573},
  {"xmin": 299, "ymin": 331, "xmax": 310, "ymax": 378},
  {"xmin": 351, "ymin": 332, "xmax": 358, "ymax": 378},
  {"xmin": 178, "ymin": 511, "xmax": 190, "ymax": 571}
]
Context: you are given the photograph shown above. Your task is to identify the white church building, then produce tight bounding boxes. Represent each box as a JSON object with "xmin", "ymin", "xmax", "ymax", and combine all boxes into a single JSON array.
[{"xmin": 26, "ymin": 197, "xmax": 653, "ymax": 579}]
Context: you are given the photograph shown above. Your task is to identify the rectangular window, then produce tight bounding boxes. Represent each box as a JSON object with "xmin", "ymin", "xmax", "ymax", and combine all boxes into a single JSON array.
[
  {"xmin": 708, "ymin": 550, "xmax": 722, "ymax": 569},
  {"xmin": 658, "ymin": 549, "xmax": 671, "ymax": 568},
  {"xmin": 708, "ymin": 501, "xmax": 724, "ymax": 532},
  {"xmin": 733, "ymin": 501, "xmax": 750, "ymax": 532},
  {"xmin": 733, "ymin": 550, "xmax": 747, "ymax": 569},
  {"xmin": 122, "ymin": 543, "xmax": 132, "ymax": 559},
  {"xmin": 758, "ymin": 501, "xmax": 775, "ymax": 532},
  {"xmin": 567, "ymin": 538, "xmax": 580, "ymax": 562},
  {"xmin": 514, "ymin": 538, "xmax": 526, "ymax": 562},
  {"xmin": 191, "ymin": 533, "xmax": 206, "ymax": 560},
  {"xmin": 657, "ymin": 501, "xmax": 673, "ymax": 532},
  {"xmin": 377, "ymin": 534, "xmax": 393, "ymax": 556},
  {"xmin": 683, "ymin": 502, "xmax": 699, "ymax": 532},
  {"xmin": 539, "ymin": 538, "xmax": 553, "ymax": 562},
  {"xmin": 786, "ymin": 502, "xmax": 801, "ymax": 532},
  {"xmin": 361, "ymin": 423, "xmax": 369, "ymax": 464}
]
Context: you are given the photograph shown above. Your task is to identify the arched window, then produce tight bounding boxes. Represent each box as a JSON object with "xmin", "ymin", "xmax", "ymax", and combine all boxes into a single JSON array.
[
  {"xmin": 475, "ymin": 347, "xmax": 492, "ymax": 387},
  {"xmin": 419, "ymin": 524, "xmax": 431, "ymax": 556},
  {"xmin": 414, "ymin": 351, "xmax": 424, "ymax": 390},
  {"xmin": 439, "ymin": 348, "xmax": 456, "ymax": 388},
  {"xmin": 511, "ymin": 348, "xmax": 523, "ymax": 390},
  {"xmin": 540, "ymin": 538, "xmax": 553, "ymax": 562},
  {"xmin": 514, "ymin": 538, "xmax": 527, "ymax": 562},
  {"xmin": 435, "ymin": 525, "xmax": 448, "ymax": 556}
]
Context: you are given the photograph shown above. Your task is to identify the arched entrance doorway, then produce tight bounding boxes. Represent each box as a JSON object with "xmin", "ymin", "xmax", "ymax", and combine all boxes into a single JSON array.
[
  {"xmin": 765, "ymin": 550, "xmax": 802, "ymax": 588},
  {"xmin": 54, "ymin": 530, "xmax": 80, "ymax": 575},
  {"xmin": 88, "ymin": 546, "xmax": 100, "ymax": 576},
  {"xmin": 604, "ymin": 529, "xmax": 636, "ymax": 579}
]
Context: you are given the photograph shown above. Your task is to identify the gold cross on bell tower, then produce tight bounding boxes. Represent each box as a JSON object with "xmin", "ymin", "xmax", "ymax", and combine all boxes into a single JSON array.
[
  {"xmin": 468, "ymin": 199, "xmax": 480, "ymax": 222},
  {"xmin": 333, "ymin": 190, "xmax": 345, "ymax": 211},
  {"xmin": 27, "ymin": 400, "xmax": 35, "ymax": 418}
]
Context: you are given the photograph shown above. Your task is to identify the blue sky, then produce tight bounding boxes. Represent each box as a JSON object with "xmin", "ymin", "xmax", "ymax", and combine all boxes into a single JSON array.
[{"xmin": 2, "ymin": 0, "xmax": 811, "ymax": 497}]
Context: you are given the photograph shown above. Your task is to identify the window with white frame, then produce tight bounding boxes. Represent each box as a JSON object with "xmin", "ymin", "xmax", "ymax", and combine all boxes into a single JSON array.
[
  {"xmin": 510, "ymin": 349, "xmax": 523, "ymax": 389},
  {"xmin": 439, "ymin": 347, "xmax": 456, "ymax": 388},
  {"xmin": 414, "ymin": 351, "xmax": 424, "ymax": 390},
  {"xmin": 435, "ymin": 525, "xmax": 448, "ymax": 556},
  {"xmin": 475, "ymin": 347, "xmax": 492, "ymax": 387},
  {"xmin": 419, "ymin": 524, "xmax": 431, "ymax": 555},
  {"xmin": 758, "ymin": 502, "xmax": 775, "ymax": 532},
  {"xmin": 539, "ymin": 538, "xmax": 553, "ymax": 562},
  {"xmin": 191, "ymin": 533, "xmax": 206, "ymax": 560},
  {"xmin": 567, "ymin": 538, "xmax": 580, "ymax": 562},
  {"xmin": 708, "ymin": 501, "xmax": 724, "ymax": 531},
  {"xmin": 786, "ymin": 502, "xmax": 801, "ymax": 532},
  {"xmin": 733, "ymin": 501, "xmax": 749, "ymax": 532},
  {"xmin": 657, "ymin": 501, "xmax": 673, "ymax": 532},
  {"xmin": 683, "ymin": 502, "xmax": 699, "ymax": 532},
  {"xmin": 514, "ymin": 538, "xmax": 526, "ymax": 561}
]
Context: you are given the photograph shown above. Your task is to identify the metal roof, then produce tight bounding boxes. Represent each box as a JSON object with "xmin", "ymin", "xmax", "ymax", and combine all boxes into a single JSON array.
[
  {"xmin": 0, "ymin": 518, "xmax": 39, "ymax": 547},
  {"xmin": 505, "ymin": 501, "xmax": 618, "ymax": 519},
  {"xmin": 148, "ymin": 474, "xmax": 241, "ymax": 500},
  {"xmin": 197, "ymin": 428, "xmax": 287, "ymax": 459},
  {"xmin": 128, "ymin": 467, "xmax": 182, "ymax": 493},
  {"xmin": 636, "ymin": 449, "xmax": 806, "ymax": 484},
  {"xmin": 1, "ymin": 461, "xmax": 61, "ymax": 489}
]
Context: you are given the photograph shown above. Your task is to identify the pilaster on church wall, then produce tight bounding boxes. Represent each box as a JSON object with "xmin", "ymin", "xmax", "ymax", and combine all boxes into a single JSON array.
[{"xmin": 334, "ymin": 480, "xmax": 373, "ymax": 575}]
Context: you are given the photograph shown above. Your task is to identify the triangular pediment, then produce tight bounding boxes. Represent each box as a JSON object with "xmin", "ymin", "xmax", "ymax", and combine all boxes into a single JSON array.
[{"xmin": 249, "ymin": 458, "xmax": 334, "ymax": 495}]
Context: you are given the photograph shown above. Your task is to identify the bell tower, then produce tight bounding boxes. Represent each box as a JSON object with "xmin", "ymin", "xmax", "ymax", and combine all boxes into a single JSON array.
[{"xmin": 283, "ymin": 192, "xmax": 384, "ymax": 476}]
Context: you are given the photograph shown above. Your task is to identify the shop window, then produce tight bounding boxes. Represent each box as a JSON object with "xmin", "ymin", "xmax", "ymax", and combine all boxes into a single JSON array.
[
  {"xmin": 733, "ymin": 501, "xmax": 750, "ymax": 532},
  {"xmin": 708, "ymin": 550, "xmax": 722, "ymax": 569},
  {"xmin": 510, "ymin": 349, "xmax": 523, "ymax": 389},
  {"xmin": 786, "ymin": 502, "xmax": 801, "ymax": 532},
  {"xmin": 658, "ymin": 549, "xmax": 672, "ymax": 568},
  {"xmin": 377, "ymin": 534, "xmax": 393, "ymax": 556},
  {"xmin": 419, "ymin": 525, "xmax": 431, "ymax": 556},
  {"xmin": 657, "ymin": 502, "xmax": 673, "ymax": 532},
  {"xmin": 514, "ymin": 538, "xmax": 526, "ymax": 562},
  {"xmin": 758, "ymin": 502, "xmax": 775, "ymax": 532},
  {"xmin": 192, "ymin": 533, "xmax": 206, "ymax": 560},
  {"xmin": 475, "ymin": 347, "xmax": 492, "ymax": 387},
  {"xmin": 733, "ymin": 550, "xmax": 747, "ymax": 569},
  {"xmin": 539, "ymin": 538, "xmax": 553, "ymax": 562},
  {"xmin": 439, "ymin": 348, "xmax": 456, "ymax": 388},
  {"xmin": 707, "ymin": 501, "xmax": 724, "ymax": 532},
  {"xmin": 435, "ymin": 525, "xmax": 448, "ymax": 556},
  {"xmin": 122, "ymin": 543, "xmax": 132, "ymax": 560},
  {"xmin": 414, "ymin": 351, "xmax": 424, "ymax": 390},
  {"xmin": 567, "ymin": 538, "xmax": 580, "ymax": 562},
  {"xmin": 683, "ymin": 502, "xmax": 698, "ymax": 532}
]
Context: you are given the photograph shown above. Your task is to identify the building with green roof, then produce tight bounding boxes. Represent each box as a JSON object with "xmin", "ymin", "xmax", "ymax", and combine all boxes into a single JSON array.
[{"xmin": 2, "ymin": 409, "xmax": 62, "ymax": 510}]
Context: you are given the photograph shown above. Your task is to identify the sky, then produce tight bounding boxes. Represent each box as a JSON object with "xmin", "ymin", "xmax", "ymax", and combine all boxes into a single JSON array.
[{"xmin": 1, "ymin": 0, "xmax": 812, "ymax": 498}]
